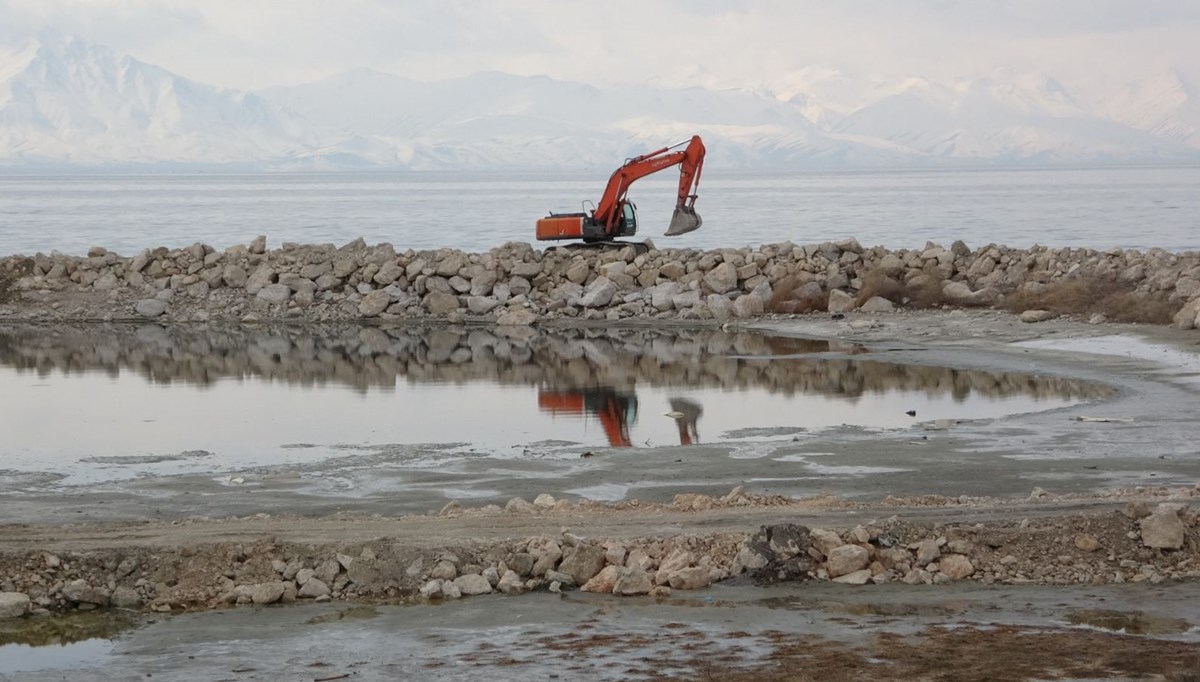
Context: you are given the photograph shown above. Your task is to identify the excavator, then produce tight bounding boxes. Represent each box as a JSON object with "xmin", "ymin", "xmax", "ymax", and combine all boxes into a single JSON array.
[
  {"xmin": 538, "ymin": 388, "xmax": 638, "ymax": 448},
  {"xmin": 535, "ymin": 135, "xmax": 706, "ymax": 242}
]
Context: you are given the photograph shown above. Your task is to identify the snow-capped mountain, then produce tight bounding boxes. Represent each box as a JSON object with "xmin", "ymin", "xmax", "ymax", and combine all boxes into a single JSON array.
[
  {"xmin": 1, "ymin": 30, "xmax": 1198, "ymax": 169},
  {"xmin": 831, "ymin": 73, "xmax": 1183, "ymax": 162},
  {"xmin": 1095, "ymin": 70, "xmax": 1200, "ymax": 149},
  {"xmin": 0, "ymin": 30, "xmax": 315, "ymax": 165}
]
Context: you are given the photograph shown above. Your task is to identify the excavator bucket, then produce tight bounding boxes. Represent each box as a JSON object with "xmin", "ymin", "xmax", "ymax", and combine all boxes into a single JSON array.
[{"xmin": 665, "ymin": 206, "xmax": 702, "ymax": 236}]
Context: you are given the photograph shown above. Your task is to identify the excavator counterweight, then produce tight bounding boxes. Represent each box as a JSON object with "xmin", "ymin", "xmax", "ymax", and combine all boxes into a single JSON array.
[{"xmin": 536, "ymin": 135, "xmax": 706, "ymax": 242}]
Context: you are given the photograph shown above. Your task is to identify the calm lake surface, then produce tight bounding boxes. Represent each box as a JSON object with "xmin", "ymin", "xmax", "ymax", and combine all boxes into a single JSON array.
[
  {"xmin": 0, "ymin": 324, "xmax": 1104, "ymax": 486},
  {"xmin": 0, "ymin": 166, "xmax": 1197, "ymax": 256}
]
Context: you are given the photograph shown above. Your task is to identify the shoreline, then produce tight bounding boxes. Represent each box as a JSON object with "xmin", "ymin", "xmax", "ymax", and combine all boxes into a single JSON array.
[{"xmin": 2, "ymin": 237, "xmax": 1199, "ymax": 329}]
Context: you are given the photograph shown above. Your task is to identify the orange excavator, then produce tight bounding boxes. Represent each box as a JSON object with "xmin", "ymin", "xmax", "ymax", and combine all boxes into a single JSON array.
[
  {"xmin": 535, "ymin": 135, "xmax": 706, "ymax": 242},
  {"xmin": 538, "ymin": 388, "xmax": 638, "ymax": 447}
]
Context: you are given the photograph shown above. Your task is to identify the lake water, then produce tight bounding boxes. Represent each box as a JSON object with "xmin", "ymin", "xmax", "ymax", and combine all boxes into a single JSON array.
[
  {"xmin": 0, "ymin": 324, "xmax": 1104, "ymax": 486},
  {"xmin": 0, "ymin": 166, "xmax": 1197, "ymax": 256}
]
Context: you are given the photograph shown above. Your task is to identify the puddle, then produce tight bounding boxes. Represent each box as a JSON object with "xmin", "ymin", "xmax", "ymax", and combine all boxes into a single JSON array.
[
  {"xmin": 0, "ymin": 611, "xmax": 138, "ymax": 674},
  {"xmin": 1016, "ymin": 335, "xmax": 1200, "ymax": 385},
  {"xmin": 1065, "ymin": 609, "xmax": 1192, "ymax": 635},
  {"xmin": 0, "ymin": 324, "xmax": 1110, "ymax": 484}
]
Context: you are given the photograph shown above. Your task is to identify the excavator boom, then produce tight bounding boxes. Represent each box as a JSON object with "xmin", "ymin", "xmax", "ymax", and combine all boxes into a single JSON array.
[{"xmin": 536, "ymin": 135, "xmax": 706, "ymax": 242}]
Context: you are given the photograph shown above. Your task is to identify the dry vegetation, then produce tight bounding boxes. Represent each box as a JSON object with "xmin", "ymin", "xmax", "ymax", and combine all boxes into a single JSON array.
[
  {"xmin": 1004, "ymin": 277, "xmax": 1181, "ymax": 324},
  {"xmin": 767, "ymin": 276, "xmax": 828, "ymax": 314},
  {"xmin": 0, "ymin": 258, "xmax": 33, "ymax": 304},
  {"xmin": 767, "ymin": 267, "xmax": 1182, "ymax": 325}
]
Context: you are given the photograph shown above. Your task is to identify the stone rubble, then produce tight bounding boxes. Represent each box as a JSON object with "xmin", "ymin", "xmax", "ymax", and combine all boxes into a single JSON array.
[
  {"xmin": 0, "ymin": 493, "xmax": 1196, "ymax": 619},
  {"xmin": 2, "ymin": 237, "xmax": 1198, "ymax": 328}
]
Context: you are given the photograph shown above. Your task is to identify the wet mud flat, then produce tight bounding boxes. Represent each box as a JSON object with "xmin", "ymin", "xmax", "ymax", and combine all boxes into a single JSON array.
[
  {"xmin": 5, "ymin": 315, "xmax": 1198, "ymax": 525},
  {"xmin": 4, "ymin": 582, "xmax": 1200, "ymax": 681},
  {"xmin": 3, "ymin": 311, "xmax": 1200, "ymax": 680}
]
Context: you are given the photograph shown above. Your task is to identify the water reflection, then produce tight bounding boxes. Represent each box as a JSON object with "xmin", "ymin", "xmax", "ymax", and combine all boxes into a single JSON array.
[
  {"xmin": 0, "ymin": 324, "xmax": 1101, "ymax": 403},
  {"xmin": 0, "ymin": 324, "xmax": 1111, "ymax": 466}
]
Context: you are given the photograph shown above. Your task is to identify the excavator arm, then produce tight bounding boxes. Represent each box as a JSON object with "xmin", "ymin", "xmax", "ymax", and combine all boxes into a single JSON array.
[
  {"xmin": 535, "ymin": 135, "xmax": 706, "ymax": 242},
  {"xmin": 593, "ymin": 135, "xmax": 706, "ymax": 236}
]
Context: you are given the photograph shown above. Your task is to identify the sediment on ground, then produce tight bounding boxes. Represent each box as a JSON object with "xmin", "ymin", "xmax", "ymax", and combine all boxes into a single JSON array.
[
  {"xmin": 2, "ymin": 237, "xmax": 1199, "ymax": 328},
  {"xmin": 1, "ymin": 487, "xmax": 1197, "ymax": 619}
]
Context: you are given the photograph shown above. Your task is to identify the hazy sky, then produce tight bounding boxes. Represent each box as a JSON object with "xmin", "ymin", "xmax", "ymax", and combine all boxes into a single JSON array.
[{"xmin": 2, "ymin": 0, "xmax": 1197, "ymax": 91}]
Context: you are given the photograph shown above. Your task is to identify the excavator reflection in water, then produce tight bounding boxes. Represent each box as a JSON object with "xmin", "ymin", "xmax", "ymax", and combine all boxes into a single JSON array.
[{"xmin": 537, "ymin": 388, "xmax": 702, "ymax": 448}]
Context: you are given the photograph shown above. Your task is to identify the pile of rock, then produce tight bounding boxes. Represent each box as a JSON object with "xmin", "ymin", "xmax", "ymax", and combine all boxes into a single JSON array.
[
  {"xmin": 2, "ymin": 237, "xmax": 1198, "ymax": 328},
  {"xmin": 1, "ymin": 497, "xmax": 1196, "ymax": 619}
]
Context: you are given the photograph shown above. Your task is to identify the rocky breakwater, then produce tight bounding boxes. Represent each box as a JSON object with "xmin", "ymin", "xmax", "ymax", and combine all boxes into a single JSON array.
[
  {"xmin": 2, "ymin": 236, "xmax": 1199, "ymax": 328},
  {"xmin": 2, "ymin": 489, "xmax": 1198, "ymax": 619}
]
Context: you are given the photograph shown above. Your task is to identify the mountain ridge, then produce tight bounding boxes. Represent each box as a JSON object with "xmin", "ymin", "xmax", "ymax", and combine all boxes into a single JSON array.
[{"xmin": 2, "ymin": 31, "xmax": 1198, "ymax": 170}]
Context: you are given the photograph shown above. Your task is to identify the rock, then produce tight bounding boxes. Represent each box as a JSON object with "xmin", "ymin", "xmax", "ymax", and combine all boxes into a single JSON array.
[
  {"xmin": 436, "ymin": 253, "xmax": 467, "ymax": 277},
  {"xmin": 613, "ymin": 567, "xmax": 654, "ymax": 595},
  {"xmin": 654, "ymin": 549, "xmax": 694, "ymax": 585},
  {"xmin": 1174, "ymin": 298, "xmax": 1200, "ymax": 330},
  {"xmin": 223, "ymin": 265, "xmax": 248, "ymax": 288},
  {"xmin": 431, "ymin": 560, "xmax": 458, "ymax": 581},
  {"xmin": 295, "ymin": 568, "xmax": 314, "ymax": 585},
  {"xmin": 62, "ymin": 580, "xmax": 109, "ymax": 606},
  {"xmin": 110, "ymin": 586, "xmax": 142, "ymax": 609},
  {"xmin": 453, "ymin": 574, "xmax": 493, "ymax": 596},
  {"xmin": 505, "ymin": 497, "xmax": 536, "ymax": 514},
  {"xmin": 827, "ymin": 289, "xmax": 855, "ymax": 313},
  {"xmin": 858, "ymin": 296, "xmax": 895, "ymax": 313},
  {"xmin": 245, "ymin": 265, "xmax": 275, "ymax": 294},
  {"xmin": 578, "ymin": 277, "xmax": 617, "ymax": 308},
  {"xmin": 424, "ymin": 291, "xmax": 460, "ymax": 315},
  {"xmin": 419, "ymin": 579, "xmax": 443, "ymax": 599},
  {"xmin": 508, "ymin": 553, "xmax": 536, "ymax": 577},
  {"xmin": 545, "ymin": 569, "xmax": 575, "ymax": 587},
  {"xmin": 354, "ymin": 289, "xmax": 389, "ymax": 317},
  {"xmin": 497, "ymin": 570, "xmax": 526, "ymax": 595},
  {"xmin": 580, "ymin": 565, "xmax": 620, "ymax": 593},
  {"xmin": 93, "ymin": 272, "xmax": 119, "ymax": 291},
  {"xmin": 256, "ymin": 283, "xmax": 291, "ymax": 304},
  {"xmin": 373, "ymin": 261, "xmax": 404, "ymax": 285},
  {"xmin": 732, "ymin": 524, "xmax": 814, "ymax": 582},
  {"xmin": 704, "ymin": 262, "xmax": 738, "ymax": 293},
  {"xmin": 466, "ymin": 296, "xmax": 500, "ymax": 314},
  {"xmin": 333, "ymin": 257, "xmax": 358, "ymax": 279},
  {"xmin": 915, "ymin": 539, "xmax": 941, "ymax": 566},
  {"xmin": 732, "ymin": 294, "xmax": 764, "ymax": 318},
  {"xmin": 1074, "ymin": 534, "xmax": 1102, "ymax": 552},
  {"xmin": 315, "ymin": 559, "xmax": 341, "ymax": 586},
  {"xmin": 939, "ymin": 554, "xmax": 975, "ymax": 579},
  {"xmin": 533, "ymin": 493, "xmax": 556, "ymax": 508},
  {"xmin": 0, "ymin": 592, "xmax": 30, "ymax": 619},
  {"xmin": 665, "ymin": 566, "xmax": 712, "ymax": 590},
  {"xmin": 135, "ymin": 299, "xmax": 167, "ymax": 318},
  {"xmin": 836, "ymin": 237, "xmax": 863, "ymax": 254},
  {"xmin": 249, "ymin": 235, "xmax": 267, "ymax": 254},
  {"xmin": 441, "ymin": 582, "xmax": 462, "ymax": 599},
  {"xmin": 809, "ymin": 528, "xmax": 844, "ymax": 557},
  {"xmin": 482, "ymin": 566, "xmax": 501, "ymax": 587},
  {"xmin": 1020, "ymin": 309, "xmax": 1056, "ymax": 323},
  {"xmin": 298, "ymin": 578, "xmax": 330, "ymax": 598},
  {"xmin": 511, "ymin": 261, "xmax": 543, "ymax": 278},
  {"xmin": 496, "ymin": 309, "xmax": 539, "ymax": 326},
  {"xmin": 1141, "ymin": 506, "xmax": 1185, "ymax": 550},
  {"xmin": 529, "ymin": 538, "xmax": 564, "ymax": 576},
  {"xmin": 565, "ymin": 261, "xmax": 590, "ymax": 284},
  {"xmin": 832, "ymin": 569, "xmax": 873, "ymax": 585},
  {"xmin": 826, "ymin": 545, "xmax": 870, "ymax": 578},
  {"xmin": 559, "ymin": 544, "xmax": 608, "ymax": 585},
  {"xmin": 250, "ymin": 582, "xmax": 286, "ymax": 605}
]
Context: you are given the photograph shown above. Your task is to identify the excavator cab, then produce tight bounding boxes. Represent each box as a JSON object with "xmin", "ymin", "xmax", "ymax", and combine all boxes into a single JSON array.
[{"xmin": 616, "ymin": 201, "xmax": 638, "ymax": 238}]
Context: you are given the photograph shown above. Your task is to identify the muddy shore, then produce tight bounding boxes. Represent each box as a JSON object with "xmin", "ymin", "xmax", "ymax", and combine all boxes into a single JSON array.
[{"xmin": 3, "ymin": 282, "xmax": 1200, "ymax": 677}]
